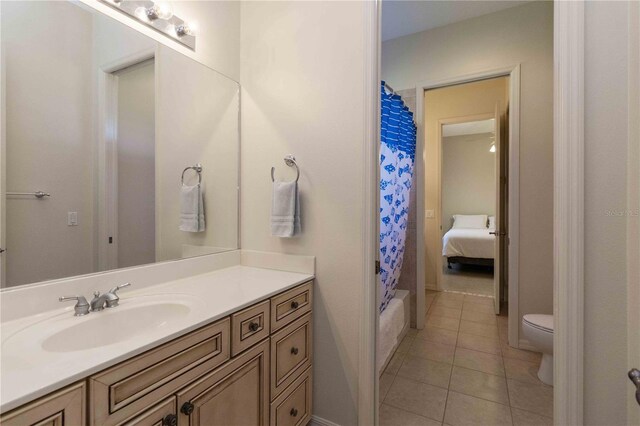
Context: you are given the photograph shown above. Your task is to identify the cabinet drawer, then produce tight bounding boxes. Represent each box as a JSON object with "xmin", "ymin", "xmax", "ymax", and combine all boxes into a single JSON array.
[
  {"xmin": 120, "ymin": 397, "xmax": 176, "ymax": 426},
  {"xmin": 270, "ymin": 367, "xmax": 312, "ymax": 426},
  {"xmin": 270, "ymin": 282, "xmax": 312, "ymax": 332},
  {"xmin": 231, "ymin": 300, "xmax": 270, "ymax": 356},
  {"xmin": 90, "ymin": 318, "xmax": 230, "ymax": 425},
  {"xmin": 0, "ymin": 382, "xmax": 85, "ymax": 426},
  {"xmin": 271, "ymin": 313, "xmax": 312, "ymax": 399}
]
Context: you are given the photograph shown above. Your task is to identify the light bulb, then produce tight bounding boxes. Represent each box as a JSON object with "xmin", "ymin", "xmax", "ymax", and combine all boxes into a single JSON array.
[
  {"xmin": 154, "ymin": 2, "xmax": 174, "ymax": 20},
  {"xmin": 176, "ymin": 22, "xmax": 197, "ymax": 37},
  {"xmin": 134, "ymin": 6, "xmax": 149, "ymax": 21}
]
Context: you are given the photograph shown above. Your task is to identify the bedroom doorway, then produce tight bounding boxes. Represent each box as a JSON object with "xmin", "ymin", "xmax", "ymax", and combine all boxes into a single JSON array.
[{"xmin": 423, "ymin": 76, "xmax": 509, "ymax": 316}]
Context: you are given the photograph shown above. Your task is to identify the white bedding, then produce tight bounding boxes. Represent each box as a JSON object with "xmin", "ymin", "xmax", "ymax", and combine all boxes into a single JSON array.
[{"xmin": 442, "ymin": 228, "xmax": 495, "ymax": 259}]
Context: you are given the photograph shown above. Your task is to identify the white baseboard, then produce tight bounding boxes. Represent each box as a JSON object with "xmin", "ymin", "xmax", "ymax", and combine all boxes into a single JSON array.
[
  {"xmin": 309, "ymin": 415, "xmax": 341, "ymax": 426},
  {"xmin": 518, "ymin": 338, "xmax": 539, "ymax": 352}
]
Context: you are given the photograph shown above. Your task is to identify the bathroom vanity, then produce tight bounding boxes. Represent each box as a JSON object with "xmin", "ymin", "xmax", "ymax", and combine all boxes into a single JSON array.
[{"xmin": 2, "ymin": 280, "xmax": 313, "ymax": 426}]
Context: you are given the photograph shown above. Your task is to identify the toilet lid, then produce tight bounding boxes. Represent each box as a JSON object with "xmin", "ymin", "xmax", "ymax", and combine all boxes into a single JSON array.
[{"xmin": 523, "ymin": 314, "xmax": 554, "ymax": 333}]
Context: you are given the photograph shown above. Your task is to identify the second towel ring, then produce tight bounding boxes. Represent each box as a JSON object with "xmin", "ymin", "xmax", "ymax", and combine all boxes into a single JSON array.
[
  {"xmin": 182, "ymin": 164, "xmax": 203, "ymax": 185},
  {"xmin": 271, "ymin": 155, "xmax": 300, "ymax": 183}
]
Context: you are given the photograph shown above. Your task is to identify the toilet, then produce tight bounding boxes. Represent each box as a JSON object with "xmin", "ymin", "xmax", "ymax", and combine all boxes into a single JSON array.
[{"xmin": 522, "ymin": 314, "xmax": 554, "ymax": 386}]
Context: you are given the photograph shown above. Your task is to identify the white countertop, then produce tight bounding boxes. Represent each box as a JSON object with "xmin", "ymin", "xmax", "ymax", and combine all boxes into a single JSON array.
[{"xmin": 0, "ymin": 265, "xmax": 313, "ymax": 412}]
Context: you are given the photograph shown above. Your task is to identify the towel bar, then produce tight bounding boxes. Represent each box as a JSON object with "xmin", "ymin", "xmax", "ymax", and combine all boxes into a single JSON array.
[
  {"xmin": 181, "ymin": 164, "xmax": 203, "ymax": 185},
  {"xmin": 271, "ymin": 155, "xmax": 300, "ymax": 183}
]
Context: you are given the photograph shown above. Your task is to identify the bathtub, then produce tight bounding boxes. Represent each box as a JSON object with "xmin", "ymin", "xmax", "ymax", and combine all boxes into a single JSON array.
[{"xmin": 378, "ymin": 289, "xmax": 410, "ymax": 374}]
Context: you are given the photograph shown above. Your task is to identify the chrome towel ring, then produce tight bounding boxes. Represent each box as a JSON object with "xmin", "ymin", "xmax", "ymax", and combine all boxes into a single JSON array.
[
  {"xmin": 182, "ymin": 164, "xmax": 203, "ymax": 185},
  {"xmin": 271, "ymin": 155, "xmax": 300, "ymax": 183}
]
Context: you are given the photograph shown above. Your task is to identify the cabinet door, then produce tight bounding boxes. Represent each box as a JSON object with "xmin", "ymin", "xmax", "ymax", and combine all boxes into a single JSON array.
[
  {"xmin": 176, "ymin": 339, "xmax": 269, "ymax": 426},
  {"xmin": 0, "ymin": 382, "xmax": 85, "ymax": 426}
]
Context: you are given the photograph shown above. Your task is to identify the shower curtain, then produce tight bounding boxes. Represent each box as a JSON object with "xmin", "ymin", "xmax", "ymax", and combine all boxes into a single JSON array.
[{"xmin": 379, "ymin": 82, "xmax": 417, "ymax": 313}]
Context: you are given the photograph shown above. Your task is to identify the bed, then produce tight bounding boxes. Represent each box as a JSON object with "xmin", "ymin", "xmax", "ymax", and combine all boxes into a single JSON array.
[{"xmin": 442, "ymin": 214, "xmax": 495, "ymax": 268}]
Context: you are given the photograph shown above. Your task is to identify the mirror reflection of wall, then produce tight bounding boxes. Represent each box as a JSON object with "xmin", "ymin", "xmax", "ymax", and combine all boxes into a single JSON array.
[{"xmin": 0, "ymin": 1, "xmax": 240, "ymax": 288}]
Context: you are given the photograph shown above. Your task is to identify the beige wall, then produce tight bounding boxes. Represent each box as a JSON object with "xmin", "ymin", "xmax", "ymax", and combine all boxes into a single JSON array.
[
  {"xmin": 442, "ymin": 133, "xmax": 496, "ymax": 233},
  {"xmin": 383, "ymin": 1, "xmax": 554, "ymax": 342},
  {"xmin": 115, "ymin": 60, "xmax": 156, "ymax": 268},
  {"xmin": 240, "ymin": 2, "xmax": 367, "ymax": 423},
  {"xmin": 424, "ymin": 78, "xmax": 506, "ymax": 286},
  {"xmin": 2, "ymin": 1, "xmax": 96, "ymax": 286}
]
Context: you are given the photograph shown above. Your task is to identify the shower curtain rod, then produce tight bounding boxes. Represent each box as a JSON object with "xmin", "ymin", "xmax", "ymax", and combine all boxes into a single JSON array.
[{"xmin": 383, "ymin": 82, "xmax": 397, "ymax": 95}]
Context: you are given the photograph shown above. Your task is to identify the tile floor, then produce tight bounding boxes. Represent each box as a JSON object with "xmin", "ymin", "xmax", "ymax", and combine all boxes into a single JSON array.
[{"xmin": 380, "ymin": 291, "xmax": 553, "ymax": 426}]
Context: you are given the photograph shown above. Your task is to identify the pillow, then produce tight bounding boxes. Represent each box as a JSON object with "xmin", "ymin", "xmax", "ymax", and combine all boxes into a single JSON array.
[
  {"xmin": 452, "ymin": 214, "xmax": 488, "ymax": 229},
  {"xmin": 488, "ymin": 216, "xmax": 496, "ymax": 229}
]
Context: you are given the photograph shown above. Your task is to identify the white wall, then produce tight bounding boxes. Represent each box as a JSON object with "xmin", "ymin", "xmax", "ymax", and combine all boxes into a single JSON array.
[
  {"xmin": 240, "ymin": 2, "xmax": 368, "ymax": 424},
  {"xmin": 382, "ymin": 1, "xmax": 554, "ymax": 340},
  {"xmin": 2, "ymin": 1, "xmax": 95, "ymax": 286},
  {"xmin": 442, "ymin": 133, "xmax": 496, "ymax": 232},
  {"xmin": 583, "ymin": 1, "xmax": 635, "ymax": 424}
]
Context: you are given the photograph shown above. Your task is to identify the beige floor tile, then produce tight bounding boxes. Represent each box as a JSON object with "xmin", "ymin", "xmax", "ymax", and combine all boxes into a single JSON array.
[
  {"xmin": 504, "ymin": 357, "xmax": 545, "ymax": 385},
  {"xmin": 449, "ymin": 366, "xmax": 509, "ymax": 405},
  {"xmin": 426, "ymin": 315, "xmax": 461, "ymax": 331},
  {"xmin": 396, "ymin": 334, "xmax": 415, "ymax": 354},
  {"xmin": 385, "ymin": 376, "xmax": 448, "ymax": 421},
  {"xmin": 434, "ymin": 297, "xmax": 464, "ymax": 309},
  {"xmin": 464, "ymin": 295, "xmax": 494, "ymax": 306},
  {"xmin": 461, "ymin": 310, "xmax": 497, "ymax": 325},
  {"xmin": 499, "ymin": 326, "xmax": 509, "ymax": 342},
  {"xmin": 380, "ymin": 404, "xmax": 443, "ymax": 426},
  {"xmin": 406, "ymin": 328, "xmax": 419, "ymax": 339},
  {"xmin": 456, "ymin": 333, "xmax": 501, "ymax": 355},
  {"xmin": 380, "ymin": 373, "xmax": 395, "ymax": 401},
  {"xmin": 416, "ymin": 326, "xmax": 459, "ymax": 346},
  {"xmin": 501, "ymin": 343, "xmax": 542, "ymax": 363},
  {"xmin": 410, "ymin": 339, "xmax": 457, "ymax": 364},
  {"xmin": 430, "ymin": 306, "xmax": 462, "ymax": 319},
  {"xmin": 507, "ymin": 379, "xmax": 553, "ymax": 418},
  {"xmin": 444, "ymin": 391, "xmax": 512, "ymax": 426},
  {"xmin": 438, "ymin": 292, "xmax": 465, "ymax": 301},
  {"xmin": 385, "ymin": 351, "xmax": 406, "ymax": 375},
  {"xmin": 511, "ymin": 408, "xmax": 553, "ymax": 426},
  {"xmin": 398, "ymin": 355, "xmax": 453, "ymax": 389},
  {"xmin": 454, "ymin": 347, "xmax": 505, "ymax": 376},
  {"xmin": 459, "ymin": 320, "xmax": 499, "ymax": 338},
  {"xmin": 462, "ymin": 302, "xmax": 495, "ymax": 315}
]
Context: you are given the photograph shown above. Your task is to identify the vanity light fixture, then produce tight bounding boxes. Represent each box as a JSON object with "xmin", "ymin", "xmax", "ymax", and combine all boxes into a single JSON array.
[{"xmin": 99, "ymin": 0, "xmax": 196, "ymax": 50}]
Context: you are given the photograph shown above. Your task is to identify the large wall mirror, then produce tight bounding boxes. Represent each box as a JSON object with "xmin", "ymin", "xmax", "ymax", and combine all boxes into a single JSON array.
[{"xmin": 0, "ymin": 1, "xmax": 240, "ymax": 288}]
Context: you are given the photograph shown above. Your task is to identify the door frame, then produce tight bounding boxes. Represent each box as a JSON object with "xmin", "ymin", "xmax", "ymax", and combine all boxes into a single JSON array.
[
  {"xmin": 96, "ymin": 48, "xmax": 155, "ymax": 272},
  {"xmin": 435, "ymin": 112, "xmax": 498, "ymax": 296},
  {"xmin": 413, "ymin": 66, "xmax": 520, "ymax": 339}
]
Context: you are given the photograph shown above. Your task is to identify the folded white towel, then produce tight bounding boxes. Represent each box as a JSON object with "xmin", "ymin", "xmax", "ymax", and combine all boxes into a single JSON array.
[
  {"xmin": 180, "ymin": 184, "xmax": 205, "ymax": 232},
  {"xmin": 271, "ymin": 181, "xmax": 301, "ymax": 237}
]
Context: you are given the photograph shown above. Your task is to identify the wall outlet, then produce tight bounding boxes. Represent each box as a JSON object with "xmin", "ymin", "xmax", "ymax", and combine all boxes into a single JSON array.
[
  {"xmin": 425, "ymin": 210, "xmax": 435, "ymax": 219},
  {"xmin": 67, "ymin": 212, "xmax": 78, "ymax": 226}
]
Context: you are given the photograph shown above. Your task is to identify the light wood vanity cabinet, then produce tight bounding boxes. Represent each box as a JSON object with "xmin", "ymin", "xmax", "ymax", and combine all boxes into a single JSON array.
[{"xmin": 0, "ymin": 281, "xmax": 313, "ymax": 426}]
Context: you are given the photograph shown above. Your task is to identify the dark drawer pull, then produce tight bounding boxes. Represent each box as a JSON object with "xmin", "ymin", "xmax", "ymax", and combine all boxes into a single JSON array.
[
  {"xmin": 181, "ymin": 402, "xmax": 195, "ymax": 415},
  {"xmin": 290, "ymin": 408, "xmax": 298, "ymax": 417},
  {"xmin": 291, "ymin": 347, "xmax": 299, "ymax": 355},
  {"xmin": 163, "ymin": 414, "xmax": 178, "ymax": 426},
  {"xmin": 248, "ymin": 322, "xmax": 260, "ymax": 332},
  {"xmin": 290, "ymin": 301, "xmax": 299, "ymax": 309}
]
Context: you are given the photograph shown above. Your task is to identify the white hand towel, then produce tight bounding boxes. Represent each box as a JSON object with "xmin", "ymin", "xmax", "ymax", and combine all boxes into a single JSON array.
[
  {"xmin": 180, "ymin": 184, "xmax": 205, "ymax": 232},
  {"xmin": 271, "ymin": 181, "xmax": 301, "ymax": 237}
]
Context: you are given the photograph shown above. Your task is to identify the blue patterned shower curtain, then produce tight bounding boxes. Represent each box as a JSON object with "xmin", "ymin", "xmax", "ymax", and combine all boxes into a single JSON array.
[{"xmin": 379, "ymin": 82, "xmax": 417, "ymax": 313}]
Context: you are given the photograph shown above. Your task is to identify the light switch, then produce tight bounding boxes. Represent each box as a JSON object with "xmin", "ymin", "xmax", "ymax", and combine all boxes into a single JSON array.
[
  {"xmin": 425, "ymin": 210, "xmax": 435, "ymax": 219},
  {"xmin": 68, "ymin": 212, "xmax": 78, "ymax": 226}
]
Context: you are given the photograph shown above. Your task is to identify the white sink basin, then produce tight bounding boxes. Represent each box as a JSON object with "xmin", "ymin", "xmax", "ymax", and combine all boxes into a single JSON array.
[
  {"xmin": 2, "ymin": 294, "xmax": 200, "ymax": 355},
  {"xmin": 42, "ymin": 302, "xmax": 191, "ymax": 352}
]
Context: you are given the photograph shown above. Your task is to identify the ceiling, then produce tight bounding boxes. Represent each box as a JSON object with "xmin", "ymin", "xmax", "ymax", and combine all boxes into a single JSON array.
[
  {"xmin": 442, "ymin": 119, "xmax": 494, "ymax": 137},
  {"xmin": 382, "ymin": 0, "xmax": 532, "ymax": 42}
]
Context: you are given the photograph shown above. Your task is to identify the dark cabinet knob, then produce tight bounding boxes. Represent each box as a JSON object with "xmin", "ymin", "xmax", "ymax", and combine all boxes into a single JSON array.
[
  {"xmin": 291, "ymin": 347, "xmax": 299, "ymax": 355},
  {"xmin": 290, "ymin": 301, "xmax": 299, "ymax": 309},
  {"xmin": 181, "ymin": 402, "xmax": 195, "ymax": 415},
  {"xmin": 163, "ymin": 414, "xmax": 178, "ymax": 426},
  {"xmin": 248, "ymin": 322, "xmax": 259, "ymax": 332},
  {"xmin": 290, "ymin": 408, "xmax": 298, "ymax": 417}
]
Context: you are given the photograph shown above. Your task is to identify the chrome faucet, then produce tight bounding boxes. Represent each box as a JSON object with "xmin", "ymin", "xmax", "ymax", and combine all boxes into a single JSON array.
[
  {"xmin": 59, "ymin": 283, "xmax": 131, "ymax": 316},
  {"xmin": 90, "ymin": 283, "xmax": 131, "ymax": 311}
]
